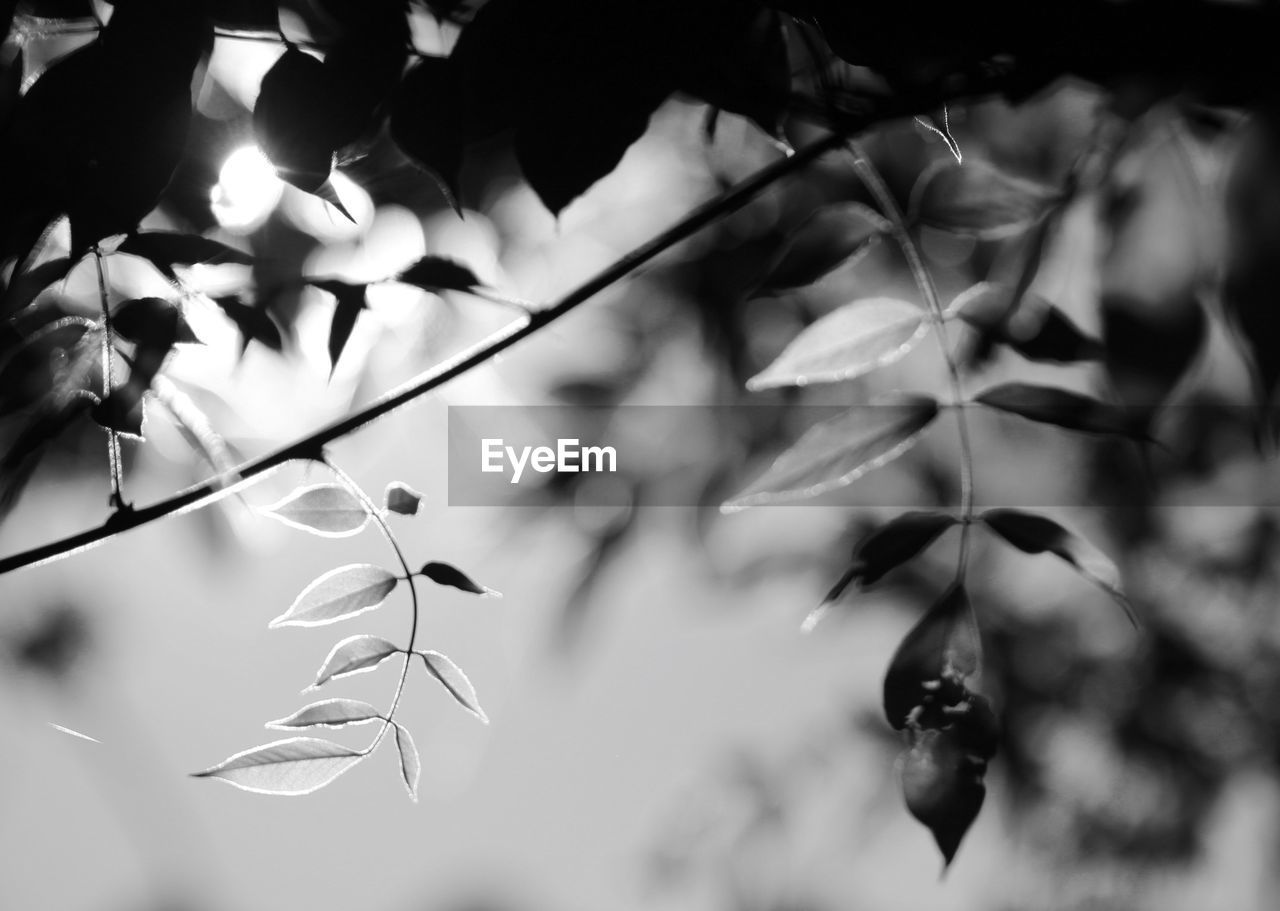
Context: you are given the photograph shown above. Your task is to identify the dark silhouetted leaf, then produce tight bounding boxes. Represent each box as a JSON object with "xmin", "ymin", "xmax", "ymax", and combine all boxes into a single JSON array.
[
  {"xmin": 761, "ymin": 202, "xmax": 888, "ymax": 290},
  {"xmin": 419, "ymin": 561, "xmax": 499, "ymax": 597},
  {"xmin": 396, "ymin": 255, "xmax": 480, "ymax": 293},
  {"xmin": 805, "ymin": 511, "xmax": 959, "ymax": 633},
  {"xmin": 214, "ymin": 295, "xmax": 283, "ymax": 353},
  {"xmin": 193, "ymin": 737, "xmax": 364, "ymax": 795},
  {"xmin": 979, "ymin": 508, "xmax": 1136, "ymax": 625},
  {"xmin": 676, "ymin": 4, "xmax": 789, "ymax": 136},
  {"xmin": 973, "ymin": 383, "xmax": 1148, "ymax": 440},
  {"xmin": 383, "ymin": 481, "xmax": 422, "ymax": 516},
  {"xmin": 113, "ymin": 297, "xmax": 198, "ymax": 348},
  {"xmin": 270, "ymin": 564, "xmax": 398, "ymax": 628},
  {"xmin": 948, "ymin": 282, "xmax": 1102, "ymax": 364},
  {"xmin": 1102, "ymin": 289, "xmax": 1205, "ymax": 427},
  {"xmin": 254, "ymin": 48, "xmax": 340, "ymax": 194},
  {"xmin": 417, "ymin": 650, "xmax": 488, "ymax": 723},
  {"xmin": 262, "ymin": 483, "xmax": 370, "ymax": 537},
  {"xmin": 266, "ymin": 698, "xmax": 382, "ymax": 730},
  {"xmin": 90, "ymin": 386, "xmax": 146, "ymax": 439},
  {"xmin": 309, "ymin": 279, "xmax": 368, "ymax": 373},
  {"xmin": 747, "ymin": 297, "xmax": 928, "ymax": 390},
  {"xmin": 883, "ymin": 584, "xmax": 980, "ymax": 731},
  {"xmin": 910, "ymin": 159, "xmax": 1058, "ymax": 240},
  {"xmin": 722, "ymin": 395, "xmax": 940, "ymax": 511},
  {"xmin": 312, "ymin": 634, "xmax": 401, "ymax": 688},
  {"xmin": 901, "ymin": 727, "xmax": 986, "ymax": 867},
  {"xmin": 117, "ymin": 232, "xmax": 254, "ymax": 282},
  {"xmin": 0, "ymin": 256, "xmax": 74, "ymax": 320},
  {"xmin": 389, "ymin": 56, "xmax": 463, "ymax": 209},
  {"xmin": 393, "ymin": 722, "xmax": 421, "ymax": 801}
]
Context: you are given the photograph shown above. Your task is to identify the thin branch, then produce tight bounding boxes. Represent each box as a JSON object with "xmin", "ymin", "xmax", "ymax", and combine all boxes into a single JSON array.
[
  {"xmin": 323, "ymin": 459, "xmax": 418, "ymax": 758},
  {"xmin": 0, "ymin": 66, "xmax": 1036, "ymax": 577},
  {"xmin": 846, "ymin": 145, "xmax": 977, "ymax": 574},
  {"xmin": 93, "ymin": 249, "xmax": 126, "ymax": 511}
]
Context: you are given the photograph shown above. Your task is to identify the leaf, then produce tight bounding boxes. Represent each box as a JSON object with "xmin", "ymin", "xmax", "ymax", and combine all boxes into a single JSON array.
[
  {"xmin": 384, "ymin": 481, "xmax": 423, "ymax": 516},
  {"xmin": 396, "ymin": 255, "xmax": 481, "ymax": 293},
  {"xmin": 192, "ymin": 737, "xmax": 364, "ymax": 796},
  {"xmin": 973, "ymin": 383, "xmax": 1150, "ymax": 440},
  {"xmin": 117, "ymin": 232, "xmax": 254, "ymax": 281},
  {"xmin": 312, "ymin": 635, "xmax": 401, "ymax": 688},
  {"xmin": 722, "ymin": 395, "xmax": 940, "ymax": 511},
  {"xmin": 979, "ymin": 508, "xmax": 1136, "ymax": 625},
  {"xmin": 948, "ymin": 283, "xmax": 1102, "ymax": 364},
  {"xmin": 0, "ymin": 256, "xmax": 74, "ymax": 320},
  {"xmin": 270, "ymin": 564, "xmax": 398, "ymax": 628},
  {"xmin": 761, "ymin": 202, "xmax": 889, "ymax": 290},
  {"xmin": 388, "ymin": 56, "xmax": 464, "ymax": 209},
  {"xmin": 909, "ymin": 159, "xmax": 1058, "ymax": 240},
  {"xmin": 214, "ymin": 295, "xmax": 284, "ymax": 354},
  {"xmin": 90, "ymin": 386, "xmax": 146, "ymax": 439},
  {"xmin": 804, "ymin": 511, "xmax": 958, "ymax": 633},
  {"xmin": 266, "ymin": 698, "xmax": 382, "ymax": 730},
  {"xmin": 1101, "ymin": 289, "xmax": 1205, "ymax": 425},
  {"xmin": 309, "ymin": 280, "xmax": 368, "ymax": 374},
  {"xmin": 417, "ymin": 650, "xmax": 488, "ymax": 723},
  {"xmin": 0, "ymin": 315, "xmax": 96, "ymax": 418},
  {"xmin": 112, "ymin": 297, "xmax": 195, "ymax": 351},
  {"xmin": 882, "ymin": 584, "xmax": 980, "ymax": 731},
  {"xmin": 747, "ymin": 297, "xmax": 928, "ymax": 390},
  {"xmin": 254, "ymin": 47, "xmax": 340, "ymax": 194},
  {"xmin": 901, "ymin": 727, "xmax": 986, "ymax": 868},
  {"xmin": 675, "ymin": 4, "xmax": 789, "ymax": 136},
  {"xmin": 419, "ymin": 561, "xmax": 500, "ymax": 597},
  {"xmin": 514, "ymin": 91, "xmax": 661, "ymax": 216},
  {"xmin": 262, "ymin": 483, "xmax": 370, "ymax": 537},
  {"xmin": 393, "ymin": 723, "xmax": 421, "ymax": 801}
]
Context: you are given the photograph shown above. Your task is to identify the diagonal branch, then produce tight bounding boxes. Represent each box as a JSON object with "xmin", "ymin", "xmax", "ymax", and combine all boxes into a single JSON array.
[{"xmin": 0, "ymin": 67, "xmax": 1048, "ymax": 577}]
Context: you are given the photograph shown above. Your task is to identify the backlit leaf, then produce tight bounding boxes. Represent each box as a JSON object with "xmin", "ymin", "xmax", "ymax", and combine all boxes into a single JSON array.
[
  {"xmin": 270, "ymin": 564, "xmax": 398, "ymax": 628},
  {"xmin": 214, "ymin": 295, "xmax": 283, "ymax": 353},
  {"xmin": 973, "ymin": 383, "xmax": 1149, "ymax": 440},
  {"xmin": 883, "ymin": 584, "xmax": 980, "ymax": 730},
  {"xmin": 262, "ymin": 483, "xmax": 370, "ymax": 537},
  {"xmin": 192, "ymin": 737, "xmax": 364, "ymax": 796},
  {"xmin": 384, "ymin": 481, "xmax": 423, "ymax": 516},
  {"xmin": 418, "ymin": 650, "xmax": 488, "ymax": 723},
  {"xmin": 254, "ymin": 48, "xmax": 339, "ymax": 194},
  {"xmin": 761, "ymin": 202, "xmax": 888, "ymax": 290},
  {"xmin": 312, "ymin": 634, "xmax": 401, "ymax": 688},
  {"xmin": 910, "ymin": 159, "xmax": 1058, "ymax": 240},
  {"xmin": 393, "ymin": 723, "xmax": 421, "ymax": 801},
  {"xmin": 979, "ymin": 508, "xmax": 1136, "ymax": 625},
  {"xmin": 747, "ymin": 297, "xmax": 928, "ymax": 390},
  {"xmin": 722, "ymin": 396, "xmax": 940, "ymax": 511},
  {"xmin": 266, "ymin": 698, "xmax": 382, "ymax": 730},
  {"xmin": 419, "ymin": 561, "xmax": 500, "ymax": 597}
]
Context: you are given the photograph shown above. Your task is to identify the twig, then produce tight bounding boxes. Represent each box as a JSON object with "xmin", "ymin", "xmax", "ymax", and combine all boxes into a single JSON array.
[{"xmin": 93, "ymin": 249, "xmax": 126, "ymax": 511}]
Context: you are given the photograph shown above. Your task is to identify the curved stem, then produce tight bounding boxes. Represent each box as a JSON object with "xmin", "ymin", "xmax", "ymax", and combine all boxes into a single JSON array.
[
  {"xmin": 846, "ymin": 144, "xmax": 976, "ymax": 576},
  {"xmin": 93, "ymin": 249, "xmax": 126, "ymax": 510},
  {"xmin": 323, "ymin": 458, "xmax": 419, "ymax": 757}
]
